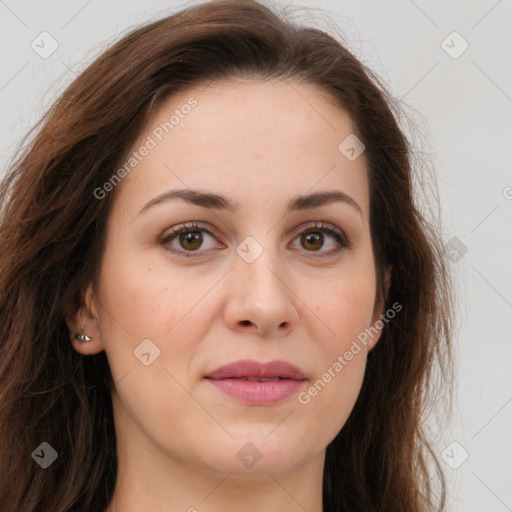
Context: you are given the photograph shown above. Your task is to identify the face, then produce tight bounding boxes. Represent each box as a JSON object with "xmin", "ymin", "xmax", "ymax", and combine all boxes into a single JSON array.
[{"xmin": 69, "ymin": 79, "xmax": 390, "ymax": 476}]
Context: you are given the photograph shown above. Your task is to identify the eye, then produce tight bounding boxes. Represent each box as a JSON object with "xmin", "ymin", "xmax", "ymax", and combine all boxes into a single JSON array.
[
  {"xmin": 160, "ymin": 221, "xmax": 350, "ymax": 258},
  {"xmin": 160, "ymin": 222, "xmax": 222, "ymax": 257},
  {"xmin": 289, "ymin": 222, "xmax": 350, "ymax": 257}
]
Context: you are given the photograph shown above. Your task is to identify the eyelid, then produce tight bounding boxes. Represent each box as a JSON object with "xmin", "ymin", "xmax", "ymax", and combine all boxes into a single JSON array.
[
  {"xmin": 289, "ymin": 221, "xmax": 349, "ymax": 244},
  {"xmin": 160, "ymin": 220, "xmax": 350, "ymax": 257},
  {"xmin": 287, "ymin": 221, "xmax": 351, "ymax": 257},
  {"xmin": 159, "ymin": 221, "xmax": 221, "ymax": 246}
]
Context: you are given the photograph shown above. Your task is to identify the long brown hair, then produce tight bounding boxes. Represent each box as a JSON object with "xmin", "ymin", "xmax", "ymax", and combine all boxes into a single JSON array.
[{"xmin": 0, "ymin": 1, "xmax": 453, "ymax": 510}]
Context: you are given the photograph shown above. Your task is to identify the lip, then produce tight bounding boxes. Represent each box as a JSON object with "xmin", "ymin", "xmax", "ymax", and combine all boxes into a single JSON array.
[
  {"xmin": 206, "ymin": 359, "xmax": 307, "ymax": 380},
  {"xmin": 205, "ymin": 359, "xmax": 307, "ymax": 405}
]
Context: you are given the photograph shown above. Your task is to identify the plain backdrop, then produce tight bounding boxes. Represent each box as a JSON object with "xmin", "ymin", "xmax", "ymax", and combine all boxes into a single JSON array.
[{"xmin": 1, "ymin": 1, "xmax": 511, "ymax": 511}]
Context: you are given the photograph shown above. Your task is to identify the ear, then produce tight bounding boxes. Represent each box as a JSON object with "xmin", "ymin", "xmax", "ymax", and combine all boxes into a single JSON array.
[
  {"xmin": 64, "ymin": 284, "xmax": 105, "ymax": 355},
  {"xmin": 368, "ymin": 264, "xmax": 393, "ymax": 351}
]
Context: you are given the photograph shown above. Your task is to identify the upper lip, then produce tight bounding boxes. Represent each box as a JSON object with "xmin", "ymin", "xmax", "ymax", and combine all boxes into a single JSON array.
[{"xmin": 205, "ymin": 359, "xmax": 307, "ymax": 380}]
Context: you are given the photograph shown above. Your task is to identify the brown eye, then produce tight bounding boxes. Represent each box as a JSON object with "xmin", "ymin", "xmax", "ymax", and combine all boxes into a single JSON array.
[
  {"xmin": 161, "ymin": 222, "xmax": 220, "ymax": 257},
  {"xmin": 289, "ymin": 222, "xmax": 350, "ymax": 257},
  {"xmin": 179, "ymin": 231, "xmax": 203, "ymax": 250},
  {"xmin": 300, "ymin": 232, "xmax": 323, "ymax": 251}
]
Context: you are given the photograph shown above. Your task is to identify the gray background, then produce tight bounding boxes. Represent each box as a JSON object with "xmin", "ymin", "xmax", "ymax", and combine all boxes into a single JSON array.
[{"xmin": 1, "ymin": 1, "xmax": 511, "ymax": 510}]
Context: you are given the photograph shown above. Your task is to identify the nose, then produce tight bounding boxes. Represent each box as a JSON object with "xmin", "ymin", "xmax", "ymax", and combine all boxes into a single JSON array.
[{"xmin": 223, "ymin": 251, "xmax": 300, "ymax": 337}]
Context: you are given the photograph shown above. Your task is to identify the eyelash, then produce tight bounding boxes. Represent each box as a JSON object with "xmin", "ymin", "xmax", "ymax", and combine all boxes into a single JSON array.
[{"xmin": 160, "ymin": 221, "xmax": 350, "ymax": 258}]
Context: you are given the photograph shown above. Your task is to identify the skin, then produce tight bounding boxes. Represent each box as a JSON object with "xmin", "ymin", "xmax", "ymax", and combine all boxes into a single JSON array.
[{"xmin": 67, "ymin": 78, "xmax": 391, "ymax": 512}]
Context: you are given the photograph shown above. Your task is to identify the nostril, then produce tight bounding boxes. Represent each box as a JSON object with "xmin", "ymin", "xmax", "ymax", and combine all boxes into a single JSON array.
[{"xmin": 240, "ymin": 320, "xmax": 251, "ymax": 326}]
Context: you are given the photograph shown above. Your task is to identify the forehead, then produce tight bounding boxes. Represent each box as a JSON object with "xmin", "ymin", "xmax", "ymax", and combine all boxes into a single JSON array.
[
  {"xmin": 116, "ymin": 79, "xmax": 369, "ymax": 218},
  {"xmin": 153, "ymin": 78, "xmax": 356, "ymax": 148}
]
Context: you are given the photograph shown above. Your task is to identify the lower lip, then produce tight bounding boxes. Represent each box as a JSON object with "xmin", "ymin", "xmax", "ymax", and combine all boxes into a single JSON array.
[{"xmin": 206, "ymin": 378, "xmax": 306, "ymax": 404}]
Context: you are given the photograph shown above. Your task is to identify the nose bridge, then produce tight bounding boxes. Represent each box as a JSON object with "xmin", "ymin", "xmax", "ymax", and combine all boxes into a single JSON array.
[
  {"xmin": 235, "ymin": 237, "xmax": 286, "ymax": 299},
  {"xmin": 225, "ymin": 235, "xmax": 299, "ymax": 335}
]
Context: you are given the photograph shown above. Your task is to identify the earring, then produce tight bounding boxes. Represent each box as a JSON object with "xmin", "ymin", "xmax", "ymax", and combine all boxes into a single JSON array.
[{"xmin": 74, "ymin": 326, "xmax": 92, "ymax": 342}]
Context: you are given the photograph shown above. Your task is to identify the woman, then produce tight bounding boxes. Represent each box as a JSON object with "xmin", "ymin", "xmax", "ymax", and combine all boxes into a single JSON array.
[{"xmin": 0, "ymin": 1, "xmax": 453, "ymax": 511}]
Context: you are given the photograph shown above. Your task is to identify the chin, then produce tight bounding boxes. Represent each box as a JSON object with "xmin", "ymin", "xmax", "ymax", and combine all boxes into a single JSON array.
[{"xmin": 193, "ymin": 434, "xmax": 317, "ymax": 475}]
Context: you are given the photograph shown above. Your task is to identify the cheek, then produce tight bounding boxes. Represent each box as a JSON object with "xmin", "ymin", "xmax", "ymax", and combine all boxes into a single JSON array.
[
  {"xmin": 293, "ymin": 268, "xmax": 375, "ymax": 426},
  {"xmin": 297, "ymin": 294, "xmax": 370, "ymax": 440},
  {"xmin": 297, "ymin": 348, "xmax": 366, "ymax": 448},
  {"xmin": 99, "ymin": 247, "xmax": 212, "ymax": 335},
  {"xmin": 97, "ymin": 249, "xmax": 221, "ymax": 381},
  {"xmin": 301, "ymin": 268, "xmax": 376, "ymax": 352}
]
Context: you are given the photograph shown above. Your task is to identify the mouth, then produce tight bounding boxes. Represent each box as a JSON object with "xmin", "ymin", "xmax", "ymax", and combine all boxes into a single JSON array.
[
  {"xmin": 204, "ymin": 359, "xmax": 307, "ymax": 404},
  {"xmin": 226, "ymin": 377, "xmax": 284, "ymax": 381},
  {"xmin": 205, "ymin": 358, "xmax": 307, "ymax": 380}
]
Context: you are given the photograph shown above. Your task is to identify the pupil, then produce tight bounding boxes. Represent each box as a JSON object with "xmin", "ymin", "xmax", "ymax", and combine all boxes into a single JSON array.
[
  {"xmin": 303, "ymin": 232, "xmax": 322, "ymax": 250},
  {"xmin": 180, "ymin": 231, "xmax": 202, "ymax": 249}
]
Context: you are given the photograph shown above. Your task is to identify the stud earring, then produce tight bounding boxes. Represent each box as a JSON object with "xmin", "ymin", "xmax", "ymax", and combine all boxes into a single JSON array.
[{"xmin": 74, "ymin": 326, "xmax": 92, "ymax": 342}]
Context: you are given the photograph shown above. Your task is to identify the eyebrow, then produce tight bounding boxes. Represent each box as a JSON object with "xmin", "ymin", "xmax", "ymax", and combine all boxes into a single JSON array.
[{"xmin": 137, "ymin": 188, "xmax": 363, "ymax": 217}]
